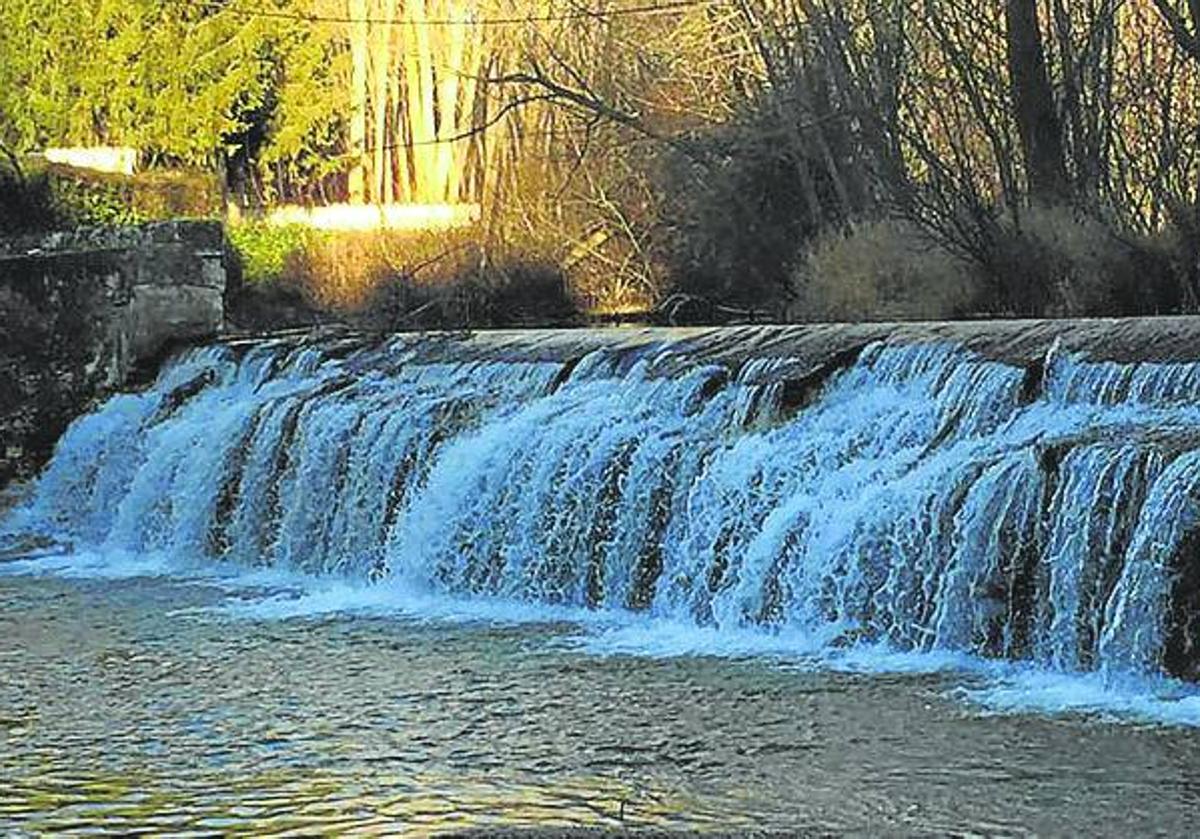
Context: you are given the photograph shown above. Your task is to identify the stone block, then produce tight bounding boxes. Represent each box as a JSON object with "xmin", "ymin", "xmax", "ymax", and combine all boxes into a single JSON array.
[{"xmin": 0, "ymin": 220, "xmax": 227, "ymax": 485}]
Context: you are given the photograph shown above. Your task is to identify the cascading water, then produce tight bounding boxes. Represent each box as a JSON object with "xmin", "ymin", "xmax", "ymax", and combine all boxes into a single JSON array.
[{"xmin": 7, "ymin": 330, "xmax": 1200, "ymax": 696}]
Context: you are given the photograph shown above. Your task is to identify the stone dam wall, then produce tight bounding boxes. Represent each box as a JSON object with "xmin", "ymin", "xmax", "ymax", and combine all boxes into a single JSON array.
[{"xmin": 0, "ymin": 221, "xmax": 226, "ymax": 484}]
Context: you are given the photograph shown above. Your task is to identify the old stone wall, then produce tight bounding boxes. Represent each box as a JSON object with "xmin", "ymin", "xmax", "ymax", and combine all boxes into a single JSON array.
[{"xmin": 0, "ymin": 221, "xmax": 225, "ymax": 484}]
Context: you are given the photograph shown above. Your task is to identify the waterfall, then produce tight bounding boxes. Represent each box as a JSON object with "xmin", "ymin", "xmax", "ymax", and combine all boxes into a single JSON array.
[{"xmin": 7, "ymin": 330, "xmax": 1200, "ymax": 683}]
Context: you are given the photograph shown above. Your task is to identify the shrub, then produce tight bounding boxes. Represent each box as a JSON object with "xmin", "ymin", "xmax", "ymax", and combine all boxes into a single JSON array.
[
  {"xmin": 360, "ymin": 259, "xmax": 576, "ymax": 331},
  {"xmin": 46, "ymin": 164, "xmax": 221, "ymax": 228},
  {"xmin": 226, "ymin": 222, "xmax": 319, "ymax": 284},
  {"xmin": 0, "ymin": 167, "xmax": 65, "ymax": 234},
  {"xmin": 315, "ymin": 232, "xmax": 577, "ymax": 329},
  {"xmin": 656, "ymin": 122, "xmax": 824, "ymax": 317},
  {"xmin": 486, "ymin": 151, "xmax": 665, "ymax": 319},
  {"xmin": 123, "ymin": 169, "xmax": 222, "ymax": 218},
  {"xmin": 1, "ymin": 162, "xmax": 221, "ymax": 235},
  {"xmin": 49, "ymin": 171, "xmax": 145, "ymax": 227},
  {"xmin": 225, "ymin": 223, "xmax": 579, "ymax": 330},
  {"xmin": 792, "ymin": 219, "xmax": 982, "ymax": 322},
  {"xmin": 286, "ymin": 228, "xmax": 478, "ymax": 311},
  {"xmin": 653, "ymin": 66, "xmax": 874, "ymax": 321},
  {"xmin": 458, "ymin": 257, "xmax": 577, "ymax": 327},
  {"xmin": 983, "ymin": 204, "xmax": 1182, "ymax": 317}
]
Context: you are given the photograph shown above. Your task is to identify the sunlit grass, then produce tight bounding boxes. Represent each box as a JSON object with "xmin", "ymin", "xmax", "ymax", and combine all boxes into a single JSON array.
[{"xmin": 265, "ymin": 203, "xmax": 480, "ymax": 233}]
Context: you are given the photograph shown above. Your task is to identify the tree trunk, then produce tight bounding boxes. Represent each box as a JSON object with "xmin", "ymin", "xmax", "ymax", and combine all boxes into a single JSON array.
[
  {"xmin": 348, "ymin": 0, "xmax": 370, "ymax": 203},
  {"xmin": 433, "ymin": 9, "xmax": 469, "ymax": 204},
  {"xmin": 1151, "ymin": 0, "xmax": 1200, "ymax": 62},
  {"xmin": 400, "ymin": 0, "xmax": 436, "ymax": 203},
  {"xmin": 371, "ymin": 0, "xmax": 395, "ymax": 204},
  {"xmin": 1005, "ymin": 0, "xmax": 1069, "ymax": 201},
  {"xmin": 1149, "ymin": 1, "xmax": 1200, "ymax": 298}
]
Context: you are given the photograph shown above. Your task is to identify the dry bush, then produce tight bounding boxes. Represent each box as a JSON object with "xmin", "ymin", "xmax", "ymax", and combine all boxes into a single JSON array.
[
  {"xmin": 495, "ymin": 203, "xmax": 661, "ymax": 319},
  {"xmin": 485, "ymin": 151, "xmax": 665, "ymax": 319},
  {"xmin": 286, "ymin": 228, "xmax": 481, "ymax": 311},
  {"xmin": 361, "ymin": 257, "xmax": 576, "ymax": 330},
  {"xmin": 791, "ymin": 219, "xmax": 982, "ymax": 322},
  {"xmin": 985, "ymin": 205, "xmax": 1183, "ymax": 317},
  {"xmin": 229, "ymin": 224, "xmax": 578, "ymax": 330},
  {"xmin": 790, "ymin": 208, "xmax": 1187, "ymax": 323}
]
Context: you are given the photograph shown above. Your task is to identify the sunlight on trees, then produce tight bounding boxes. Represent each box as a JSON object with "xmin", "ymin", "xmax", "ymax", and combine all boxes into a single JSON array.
[{"xmin": 1, "ymin": 0, "xmax": 1199, "ymax": 319}]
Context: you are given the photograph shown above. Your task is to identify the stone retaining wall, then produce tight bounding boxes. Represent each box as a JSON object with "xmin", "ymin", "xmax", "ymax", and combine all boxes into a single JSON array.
[{"xmin": 0, "ymin": 221, "xmax": 226, "ymax": 484}]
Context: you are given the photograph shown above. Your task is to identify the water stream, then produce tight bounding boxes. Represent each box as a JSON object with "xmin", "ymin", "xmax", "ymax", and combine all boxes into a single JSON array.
[{"xmin": 5, "ymin": 330, "xmax": 1200, "ymax": 831}]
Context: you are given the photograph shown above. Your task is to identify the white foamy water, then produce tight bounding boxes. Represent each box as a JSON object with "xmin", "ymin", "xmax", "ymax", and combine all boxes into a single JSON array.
[{"xmin": 7, "ymin": 332, "xmax": 1200, "ymax": 725}]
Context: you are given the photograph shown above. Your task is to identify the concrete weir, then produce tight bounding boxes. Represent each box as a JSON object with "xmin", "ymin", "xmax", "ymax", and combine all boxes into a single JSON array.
[
  {"xmin": 219, "ymin": 315, "xmax": 1200, "ymax": 392},
  {"xmin": 6, "ymin": 238, "xmax": 1200, "ymax": 488}
]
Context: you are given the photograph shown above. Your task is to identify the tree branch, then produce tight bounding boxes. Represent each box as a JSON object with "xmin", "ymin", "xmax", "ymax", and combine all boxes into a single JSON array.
[
  {"xmin": 0, "ymin": 138, "xmax": 24, "ymax": 183},
  {"xmin": 1152, "ymin": 0, "xmax": 1200, "ymax": 62},
  {"xmin": 487, "ymin": 68, "xmax": 657, "ymax": 138}
]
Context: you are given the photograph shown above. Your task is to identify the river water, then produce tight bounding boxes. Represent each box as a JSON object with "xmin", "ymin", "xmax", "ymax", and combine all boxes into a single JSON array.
[
  {"xmin": 8, "ymin": 330, "xmax": 1200, "ymax": 834},
  {"xmin": 2, "ymin": 561, "xmax": 1199, "ymax": 836}
]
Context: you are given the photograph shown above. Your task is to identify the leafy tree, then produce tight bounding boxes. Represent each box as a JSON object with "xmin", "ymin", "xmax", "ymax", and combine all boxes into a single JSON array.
[{"xmin": 0, "ymin": 1, "xmax": 338, "ymax": 176}]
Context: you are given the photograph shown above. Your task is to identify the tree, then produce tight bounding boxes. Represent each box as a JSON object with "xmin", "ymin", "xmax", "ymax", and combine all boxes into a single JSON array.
[
  {"xmin": 348, "ymin": 0, "xmax": 370, "ymax": 202},
  {"xmin": 1149, "ymin": 0, "xmax": 1200, "ymax": 294},
  {"xmin": 337, "ymin": 0, "xmax": 522, "ymax": 206},
  {"xmin": 0, "ymin": 1, "xmax": 336, "ymax": 184},
  {"xmin": 1005, "ymin": 0, "xmax": 1069, "ymax": 200},
  {"xmin": 1152, "ymin": 0, "xmax": 1200, "ymax": 61}
]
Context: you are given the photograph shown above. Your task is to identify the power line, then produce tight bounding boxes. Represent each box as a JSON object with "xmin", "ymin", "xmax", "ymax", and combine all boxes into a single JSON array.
[{"xmin": 191, "ymin": 0, "xmax": 721, "ymax": 28}]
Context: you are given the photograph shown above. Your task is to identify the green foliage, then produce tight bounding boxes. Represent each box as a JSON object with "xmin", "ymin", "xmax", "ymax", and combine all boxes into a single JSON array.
[
  {"xmin": 255, "ymin": 25, "xmax": 347, "ymax": 196},
  {"xmin": 50, "ymin": 173, "xmax": 146, "ymax": 228},
  {"xmin": 0, "ymin": 161, "xmax": 221, "ymax": 234},
  {"xmin": 227, "ymin": 222, "xmax": 318, "ymax": 284},
  {"xmin": 120, "ymin": 169, "xmax": 223, "ymax": 219},
  {"xmin": 0, "ymin": 1, "xmax": 339, "ymax": 177}
]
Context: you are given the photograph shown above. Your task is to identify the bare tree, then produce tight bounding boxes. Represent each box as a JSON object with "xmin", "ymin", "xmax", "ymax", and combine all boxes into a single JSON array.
[
  {"xmin": 348, "ymin": 0, "xmax": 370, "ymax": 202},
  {"xmin": 1150, "ymin": 0, "xmax": 1200, "ymax": 293},
  {"xmin": 1005, "ymin": 0, "xmax": 1068, "ymax": 200},
  {"xmin": 1152, "ymin": 0, "xmax": 1200, "ymax": 61}
]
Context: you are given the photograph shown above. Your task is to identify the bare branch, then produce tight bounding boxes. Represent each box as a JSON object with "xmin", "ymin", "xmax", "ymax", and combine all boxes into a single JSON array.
[
  {"xmin": 0, "ymin": 139, "xmax": 23, "ymax": 183},
  {"xmin": 1152, "ymin": 0, "xmax": 1200, "ymax": 62}
]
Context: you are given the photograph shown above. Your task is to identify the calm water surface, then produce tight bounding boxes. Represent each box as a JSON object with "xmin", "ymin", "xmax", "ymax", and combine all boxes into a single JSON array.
[{"xmin": 1, "ymin": 571, "xmax": 1198, "ymax": 836}]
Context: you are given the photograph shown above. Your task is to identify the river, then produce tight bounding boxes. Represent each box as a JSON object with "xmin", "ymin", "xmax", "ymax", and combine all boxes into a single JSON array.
[
  {"xmin": 6, "ymin": 326, "xmax": 1200, "ymax": 834},
  {"xmin": 2, "ymin": 567, "xmax": 1198, "ymax": 835}
]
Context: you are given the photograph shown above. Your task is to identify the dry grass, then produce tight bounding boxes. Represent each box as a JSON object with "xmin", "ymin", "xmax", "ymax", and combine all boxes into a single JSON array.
[
  {"xmin": 273, "ymin": 216, "xmax": 656, "ymax": 324},
  {"xmin": 286, "ymin": 228, "xmax": 480, "ymax": 311},
  {"xmin": 791, "ymin": 219, "xmax": 981, "ymax": 322},
  {"xmin": 226, "ymin": 221, "xmax": 581, "ymax": 329},
  {"xmin": 988, "ymin": 204, "xmax": 1182, "ymax": 317}
]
